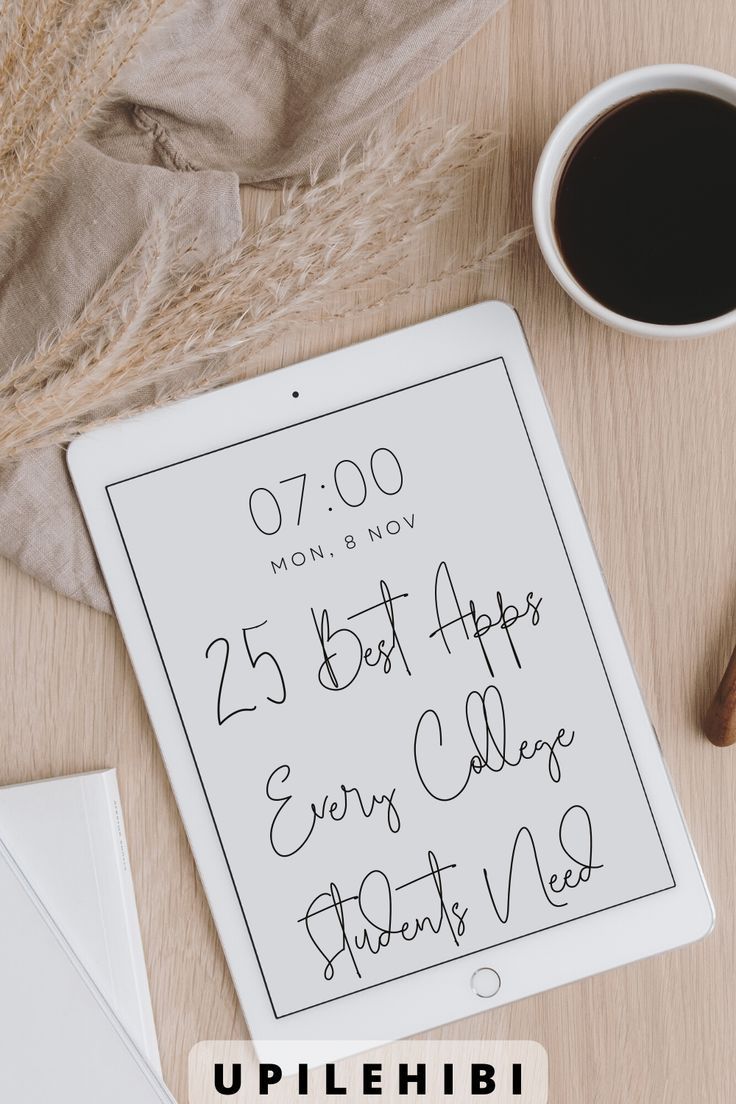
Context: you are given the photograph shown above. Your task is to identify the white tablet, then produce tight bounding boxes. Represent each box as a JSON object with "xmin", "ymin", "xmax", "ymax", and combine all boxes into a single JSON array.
[{"xmin": 69, "ymin": 301, "xmax": 713, "ymax": 1060}]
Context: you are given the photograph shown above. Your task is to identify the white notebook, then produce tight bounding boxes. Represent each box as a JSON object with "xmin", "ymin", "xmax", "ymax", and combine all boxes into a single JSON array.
[
  {"xmin": 0, "ymin": 834, "xmax": 174, "ymax": 1103},
  {"xmin": 0, "ymin": 771, "xmax": 161, "ymax": 1075}
]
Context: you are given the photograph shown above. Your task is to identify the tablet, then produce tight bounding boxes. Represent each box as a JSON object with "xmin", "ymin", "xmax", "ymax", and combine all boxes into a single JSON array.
[{"xmin": 69, "ymin": 301, "xmax": 713, "ymax": 1060}]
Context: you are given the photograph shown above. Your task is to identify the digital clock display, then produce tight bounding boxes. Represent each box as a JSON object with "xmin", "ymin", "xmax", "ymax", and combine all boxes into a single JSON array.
[{"xmin": 247, "ymin": 446, "xmax": 404, "ymax": 537}]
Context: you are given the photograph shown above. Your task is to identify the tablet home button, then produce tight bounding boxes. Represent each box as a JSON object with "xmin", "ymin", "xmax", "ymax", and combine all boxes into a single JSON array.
[{"xmin": 471, "ymin": 967, "xmax": 501, "ymax": 998}]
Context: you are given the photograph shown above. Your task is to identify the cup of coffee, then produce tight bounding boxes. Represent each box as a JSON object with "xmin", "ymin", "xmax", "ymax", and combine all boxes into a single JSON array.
[{"xmin": 533, "ymin": 64, "xmax": 736, "ymax": 337}]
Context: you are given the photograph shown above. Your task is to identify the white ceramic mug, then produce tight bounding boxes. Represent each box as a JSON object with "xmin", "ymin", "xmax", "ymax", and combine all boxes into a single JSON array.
[{"xmin": 533, "ymin": 64, "xmax": 736, "ymax": 338}]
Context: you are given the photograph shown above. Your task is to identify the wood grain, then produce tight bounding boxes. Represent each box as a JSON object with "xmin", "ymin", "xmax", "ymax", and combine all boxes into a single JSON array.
[{"xmin": 2, "ymin": 1, "xmax": 736, "ymax": 1100}]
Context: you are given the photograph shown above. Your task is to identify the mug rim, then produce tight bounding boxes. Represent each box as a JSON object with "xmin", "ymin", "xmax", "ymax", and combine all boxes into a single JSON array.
[{"xmin": 532, "ymin": 63, "xmax": 736, "ymax": 338}]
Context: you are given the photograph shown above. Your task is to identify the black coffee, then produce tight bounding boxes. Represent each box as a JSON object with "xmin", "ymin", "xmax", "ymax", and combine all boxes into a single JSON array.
[{"xmin": 554, "ymin": 89, "xmax": 736, "ymax": 325}]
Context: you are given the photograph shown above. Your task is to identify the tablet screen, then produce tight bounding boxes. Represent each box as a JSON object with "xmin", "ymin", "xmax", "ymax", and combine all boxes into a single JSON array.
[{"xmin": 106, "ymin": 356, "xmax": 674, "ymax": 1019}]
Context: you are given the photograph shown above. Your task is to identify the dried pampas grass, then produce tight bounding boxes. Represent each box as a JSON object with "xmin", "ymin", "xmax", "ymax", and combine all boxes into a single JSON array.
[
  {"xmin": 0, "ymin": 121, "xmax": 527, "ymax": 460},
  {"xmin": 0, "ymin": 3, "xmax": 527, "ymax": 464},
  {"xmin": 0, "ymin": 0, "xmax": 176, "ymax": 238}
]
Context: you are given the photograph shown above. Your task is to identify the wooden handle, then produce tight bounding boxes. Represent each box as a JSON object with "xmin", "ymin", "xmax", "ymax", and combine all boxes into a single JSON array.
[{"xmin": 704, "ymin": 641, "xmax": 736, "ymax": 746}]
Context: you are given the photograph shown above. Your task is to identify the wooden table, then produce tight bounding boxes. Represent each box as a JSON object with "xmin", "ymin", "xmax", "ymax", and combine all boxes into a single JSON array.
[{"xmin": 2, "ymin": 1, "xmax": 735, "ymax": 1100}]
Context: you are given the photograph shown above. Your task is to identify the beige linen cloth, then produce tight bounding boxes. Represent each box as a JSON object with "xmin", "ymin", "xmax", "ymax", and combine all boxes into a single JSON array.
[{"xmin": 0, "ymin": 0, "xmax": 503, "ymax": 612}]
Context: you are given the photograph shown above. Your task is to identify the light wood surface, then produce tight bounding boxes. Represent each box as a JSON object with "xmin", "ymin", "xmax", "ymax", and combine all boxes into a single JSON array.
[{"xmin": 2, "ymin": 1, "xmax": 736, "ymax": 1100}]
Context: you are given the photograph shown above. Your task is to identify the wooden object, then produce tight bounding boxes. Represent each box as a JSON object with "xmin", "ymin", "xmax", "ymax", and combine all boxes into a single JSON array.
[
  {"xmin": 705, "ymin": 642, "xmax": 736, "ymax": 746},
  {"xmin": 1, "ymin": 1, "xmax": 736, "ymax": 1100}
]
